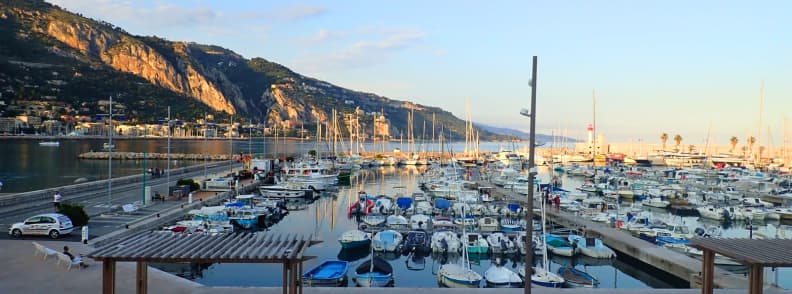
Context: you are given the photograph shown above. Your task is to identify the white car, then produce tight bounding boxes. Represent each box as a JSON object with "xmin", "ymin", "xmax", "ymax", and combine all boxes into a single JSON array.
[{"xmin": 9, "ymin": 213, "xmax": 74, "ymax": 239}]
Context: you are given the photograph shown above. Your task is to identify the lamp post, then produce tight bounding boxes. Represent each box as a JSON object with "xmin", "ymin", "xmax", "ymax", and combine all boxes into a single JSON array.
[
  {"xmin": 521, "ymin": 56, "xmax": 538, "ymax": 294},
  {"xmin": 96, "ymin": 95, "xmax": 125, "ymax": 208}
]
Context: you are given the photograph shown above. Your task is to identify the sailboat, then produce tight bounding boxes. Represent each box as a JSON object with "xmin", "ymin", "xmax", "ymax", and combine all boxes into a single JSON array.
[
  {"xmin": 520, "ymin": 183, "xmax": 565, "ymax": 288},
  {"xmin": 437, "ymin": 204, "xmax": 482, "ymax": 288}
]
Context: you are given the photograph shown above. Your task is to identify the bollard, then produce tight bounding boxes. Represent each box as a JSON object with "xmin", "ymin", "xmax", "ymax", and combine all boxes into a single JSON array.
[
  {"xmin": 125, "ymin": 224, "xmax": 129, "ymax": 229},
  {"xmin": 156, "ymin": 213, "xmax": 160, "ymax": 217},
  {"xmin": 81, "ymin": 226, "xmax": 89, "ymax": 244},
  {"xmin": 188, "ymin": 192, "xmax": 193, "ymax": 204}
]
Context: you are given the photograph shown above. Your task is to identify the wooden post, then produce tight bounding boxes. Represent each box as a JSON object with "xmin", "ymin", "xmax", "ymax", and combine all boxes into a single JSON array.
[
  {"xmin": 701, "ymin": 249, "xmax": 714, "ymax": 294},
  {"xmin": 298, "ymin": 261, "xmax": 303, "ymax": 294},
  {"xmin": 136, "ymin": 261, "xmax": 148, "ymax": 294},
  {"xmin": 102, "ymin": 260, "xmax": 116, "ymax": 294},
  {"xmin": 282, "ymin": 261, "xmax": 289, "ymax": 294},
  {"xmin": 290, "ymin": 262, "xmax": 298, "ymax": 294},
  {"xmin": 749, "ymin": 264, "xmax": 763, "ymax": 294}
]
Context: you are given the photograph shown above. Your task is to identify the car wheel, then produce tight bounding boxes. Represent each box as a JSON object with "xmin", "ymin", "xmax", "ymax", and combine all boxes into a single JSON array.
[
  {"xmin": 11, "ymin": 229, "xmax": 22, "ymax": 238},
  {"xmin": 49, "ymin": 230, "xmax": 60, "ymax": 239}
]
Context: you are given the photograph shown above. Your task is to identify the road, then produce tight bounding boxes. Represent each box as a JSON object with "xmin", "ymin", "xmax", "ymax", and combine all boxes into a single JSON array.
[{"xmin": 0, "ymin": 162, "xmax": 241, "ymax": 240}]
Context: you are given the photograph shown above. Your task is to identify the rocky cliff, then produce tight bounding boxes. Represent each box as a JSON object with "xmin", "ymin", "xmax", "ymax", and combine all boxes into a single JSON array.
[{"xmin": 0, "ymin": 0, "xmax": 497, "ymax": 139}]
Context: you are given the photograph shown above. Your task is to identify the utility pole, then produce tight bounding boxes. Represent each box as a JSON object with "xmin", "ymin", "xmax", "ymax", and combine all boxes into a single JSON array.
[
  {"xmin": 166, "ymin": 106, "xmax": 171, "ymax": 194},
  {"xmin": 107, "ymin": 95, "xmax": 113, "ymax": 208},
  {"xmin": 142, "ymin": 125, "xmax": 147, "ymax": 204},
  {"xmin": 524, "ymin": 56, "xmax": 538, "ymax": 294},
  {"xmin": 204, "ymin": 112, "xmax": 208, "ymax": 180}
]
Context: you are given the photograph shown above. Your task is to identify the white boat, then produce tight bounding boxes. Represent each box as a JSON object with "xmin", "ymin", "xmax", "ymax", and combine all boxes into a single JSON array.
[
  {"xmin": 484, "ymin": 262, "xmax": 523, "ymax": 288},
  {"xmin": 386, "ymin": 215, "xmax": 408, "ymax": 229},
  {"xmin": 362, "ymin": 215, "xmax": 386, "ymax": 227},
  {"xmin": 414, "ymin": 201, "xmax": 433, "ymax": 215},
  {"xmin": 103, "ymin": 143, "xmax": 115, "ymax": 149},
  {"xmin": 409, "ymin": 214, "xmax": 430, "ymax": 230},
  {"xmin": 486, "ymin": 232, "xmax": 516, "ymax": 254},
  {"xmin": 519, "ymin": 266, "xmax": 564, "ymax": 288},
  {"xmin": 642, "ymin": 197, "xmax": 670, "ymax": 208},
  {"xmin": 259, "ymin": 182, "xmax": 307, "ymax": 199},
  {"xmin": 373, "ymin": 198, "xmax": 393, "ymax": 214},
  {"xmin": 39, "ymin": 141, "xmax": 60, "ymax": 146},
  {"xmin": 431, "ymin": 230, "xmax": 462, "ymax": 253},
  {"xmin": 372, "ymin": 230, "xmax": 402, "ymax": 252},
  {"xmin": 568, "ymin": 235, "xmax": 616, "ymax": 259},
  {"xmin": 697, "ymin": 206, "xmax": 728, "ymax": 221},
  {"xmin": 204, "ymin": 177, "xmax": 234, "ymax": 191},
  {"xmin": 478, "ymin": 217, "xmax": 499, "ymax": 233}
]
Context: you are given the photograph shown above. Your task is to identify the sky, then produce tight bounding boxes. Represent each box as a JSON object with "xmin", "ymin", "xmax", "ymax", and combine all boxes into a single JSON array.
[{"xmin": 48, "ymin": 0, "xmax": 792, "ymax": 144}]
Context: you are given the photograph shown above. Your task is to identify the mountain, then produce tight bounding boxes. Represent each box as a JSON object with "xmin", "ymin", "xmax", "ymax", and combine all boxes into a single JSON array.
[
  {"xmin": 475, "ymin": 123, "xmax": 579, "ymax": 143},
  {"xmin": 0, "ymin": 0, "xmax": 497, "ymax": 140}
]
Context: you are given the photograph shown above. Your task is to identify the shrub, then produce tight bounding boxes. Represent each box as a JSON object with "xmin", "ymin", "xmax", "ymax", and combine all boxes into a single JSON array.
[
  {"xmin": 59, "ymin": 202, "xmax": 89, "ymax": 227},
  {"xmin": 177, "ymin": 178, "xmax": 200, "ymax": 192}
]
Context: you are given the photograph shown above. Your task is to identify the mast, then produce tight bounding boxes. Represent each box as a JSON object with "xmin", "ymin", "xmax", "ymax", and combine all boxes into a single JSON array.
[{"xmin": 758, "ymin": 81, "xmax": 764, "ymax": 165}]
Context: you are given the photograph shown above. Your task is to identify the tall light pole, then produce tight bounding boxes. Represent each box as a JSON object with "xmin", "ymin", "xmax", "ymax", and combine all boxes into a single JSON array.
[
  {"xmin": 166, "ymin": 106, "xmax": 171, "ymax": 193},
  {"xmin": 107, "ymin": 95, "xmax": 113, "ymax": 208},
  {"xmin": 203, "ymin": 112, "xmax": 208, "ymax": 180},
  {"xmin": 522, "ymin": 56, "xmax": 538, "ymax": 294}
]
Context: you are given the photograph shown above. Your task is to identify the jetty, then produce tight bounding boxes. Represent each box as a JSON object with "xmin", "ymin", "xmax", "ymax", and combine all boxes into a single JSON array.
[{"xmin": 79, "ymin": 151, "xmax": 235, "ymax": 161}]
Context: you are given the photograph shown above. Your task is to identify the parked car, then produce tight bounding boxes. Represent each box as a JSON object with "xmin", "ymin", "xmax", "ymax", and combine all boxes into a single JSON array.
[{"xmin": 9, "ymin": 213, "xmax": 74, "ymax": 239}]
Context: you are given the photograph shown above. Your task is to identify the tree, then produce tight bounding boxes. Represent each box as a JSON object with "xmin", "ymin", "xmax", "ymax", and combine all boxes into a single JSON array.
[
  {"xmin": 673, "ymin": 134, "xmax": 682, "ymax": 148},
  {"xmin": 729, "ymin": 136, "xmax": 738, "ymax": 152},
  {"xmin": 660, "ymin": 133, "xmax": 668, "ymax": 150},
  {"xmin": 747, "ymin": 136, "xmax": 756, "ymax": 154}
]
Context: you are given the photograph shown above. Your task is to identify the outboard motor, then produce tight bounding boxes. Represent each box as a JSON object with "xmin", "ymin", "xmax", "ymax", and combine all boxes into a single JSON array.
[
  {"xmin": 694, "ymin": 227, "xmax": 706, "ymax": 237},
  {"xmin": 722, "ymin": 208, "xmax": 731, "ymax": 221}
]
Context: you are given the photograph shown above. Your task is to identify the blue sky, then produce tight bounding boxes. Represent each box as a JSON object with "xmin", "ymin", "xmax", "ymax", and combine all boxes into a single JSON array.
[{"xmin": 50, "ymin": 0, "xmax": 792, "ymax": 144}]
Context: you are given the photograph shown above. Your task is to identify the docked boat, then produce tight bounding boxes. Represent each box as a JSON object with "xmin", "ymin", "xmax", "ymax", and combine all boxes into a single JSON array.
[
  {"xmin": 372, "ymin": 230, "xmax": 402, "ymax": 252},
  {"xmin": 558, "ymin": 267, "xmax": 599, "ymax": 288},
  {"xmin": 103, "ymin": 143, "xmax": 115, "ymax": 149},
  {"xmin": 409, "ymin": 214, "xmax": 430, "ymax": 230},
  {"xmin": 465, "ymin": 233, "xmax": 489, "ymax": 254},
  {"xmin": 401, "ymin": 230, "xmax": 430, "ymax": 254},
  {"xmin": 438, "ymin": 204, "xmax": 483, "ymax": 288},
  {"xmin": 478, "ymin": 217, "xmax": 499, "ymax": 233},
  {"xmin": 39, "ymin": 141, "xmax": 60, "ymax": 146},
  {"xmin": 642, "ymin": 197, "xmax": 670, "ymax": 209},
  {"xmin": 362, "ymin": 215, "xmax": 386, "ymax": 227},
  {"xmin": 499, "ymin": 218, "xmax": 525, "ymax": 232},
  {"xmin": 486, "ymin": 232, "xmax": 517, "ymax": 254},
  {"xmin": 259, "ymin": 183, "xmax": 307, "ymax": 199},
  {"xmin": 338, "ymin": 230, "xmax": 371, "ymax": 249},
  {"xmin": 545, "ymin": 234, "xmax": 577, "ymax": 257},
  {"xmin": 303, "ymin": 260, "xmax": 349, "ymax": 287},
  {"xmin": 386, "ymin": 215, "xmax": 409, "ymax": 229},
  {"xmin": 430, "ymin": 230, "xmax": 462, "ymax": 253},
  {"xmin": 484, "ymin": 262, "xmax": 523, "ymax": 288},
  {"xmin": 354, "ymin": 256, "xmax": 394, "ymax": 287},
  {"xmin": 568, "ymin": 235, "xmax": 615, "ymax": 258}
]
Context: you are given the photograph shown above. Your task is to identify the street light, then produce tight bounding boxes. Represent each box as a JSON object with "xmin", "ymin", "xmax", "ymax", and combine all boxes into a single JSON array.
[{"xmin": 523, "ymin": 56, "xmax": 538, "ymax": 294}]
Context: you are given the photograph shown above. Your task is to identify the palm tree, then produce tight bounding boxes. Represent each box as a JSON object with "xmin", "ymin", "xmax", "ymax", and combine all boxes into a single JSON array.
[
  {"xmin": 660, "ymin": 133, "xmax": 668, "ymax": 150},
  {"xmin": 673, "ymin": 134, "xmax": 682, "ymax": 151},
  {"xmin": 729, "ymin": 136, "xmax": 738, "ymax": 152},
  {"xmin": 747, "ymin": 136, "xmax": 756, "ymax": 153}
]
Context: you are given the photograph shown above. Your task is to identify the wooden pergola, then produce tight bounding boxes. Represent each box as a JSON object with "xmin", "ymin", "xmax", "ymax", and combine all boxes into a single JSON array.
[
  {"xmin": 88, "ymin": 232, "xmax": 319, "ymax": 294},
  {"xmin": 689, "ymin": 237, "xmax": 792, "ymax": 294}
]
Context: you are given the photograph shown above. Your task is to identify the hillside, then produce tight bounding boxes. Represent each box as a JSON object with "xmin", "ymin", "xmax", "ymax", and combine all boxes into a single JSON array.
[{"xmin": 0, "ymin": 0, "xmax": 500, "ymax": 139}]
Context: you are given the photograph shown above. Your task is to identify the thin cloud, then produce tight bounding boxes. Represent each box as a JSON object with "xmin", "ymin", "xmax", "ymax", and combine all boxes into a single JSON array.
[
  {"xmin": 49, "ymin": 0, "xmax": 218, "ymax": 28},
  {"xmin": 278, "ymin": 3, "xmax": 327, "ymax": 21},
  {"xmin": 294, "ymin": 28, "xmax": 425, "ymax": 72},
  {"xmin": 297, "ymin": 28, "xmax": 348, "ymax": 45}
]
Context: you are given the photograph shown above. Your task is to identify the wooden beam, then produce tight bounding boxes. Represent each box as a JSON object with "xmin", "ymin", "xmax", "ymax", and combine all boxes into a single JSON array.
[
  {"xmin": 749, "ymin": 264, "xmax": 763, "ymax": 294},
  {"xmin": 102, "ymin": 260, "xmax": 116, "ymax": 294},
  {"xmin": 702, "ymin": 249, "xmax": 714, "ymax": 294},
  {"xmin": 136, "ymin": 261, "xmax": 148, "ymax": 294},
  {"xmin": 290, "ymin": 262, "xmax": 297, "ymax": 294}
]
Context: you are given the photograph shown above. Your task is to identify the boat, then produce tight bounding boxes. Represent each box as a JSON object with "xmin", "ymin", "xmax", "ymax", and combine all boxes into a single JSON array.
[
  {"xmin": 545, "ymin": 234, "xmax": 577, "ymax": 257},
  {"xmin": 372, "ymin": 230, "xmax": 402, "ymax": 252},
  {"xmin": 348, "ymin": 194, "xmax": 374, "ymax": 215},
  {"xmin": 362, "ymin": 215, "xmax": 386, "ymax": 227},
  {"xmin": 103, "ymin": 143, "xmax": 115, "ymax": 149},
  {"xmin": 409, "ymin": 214, "xmax": 430, "ymax": 230},
  {"xmin": 478, "ymin": 217, "xmax": 499, "ymax": 233},
  {"xmin": 568, "ymin": 235, "xmax": 615, "ymax": 258},
  {"xmin": 484, "ymin": 260, "xmax": 523, "ymax": 288},
  {"xmin": 373, "ymin": 197, "xmax": 393, "ymax": 214},
  {"xmin": 386, "ymin": 215, "xmax": 409, "ymax": 229},
  {"xmin": 465, "ymin": 233, "xmax": 489, "ymax": 254},
  {"xmin": 401, "ymin": 230, "xmax": 430, "ymax": 254},
  {"xmin": 499, "ymin": 218, "xmax": 525, "ymax": 232},
  {"xmin": 558, "ymin": 267, "xmax": 599, "ymax": 288},
  {"xmin": 430, "ymin": 230, "xmax": 462, "ymax": 253},
  {"xmin": 354, "ymin": 255, "xmax": 394, "ymax": 287},
  {"xmin": 303, "ymin": 260, "xmax": 349, "ymax": 287},
  {"xmin": 39, "ymin": 141, "xmax": 60, "ymax": 146},
  {"xmin": 486, "ymin": 232, "xmax": 516, "ymax": 254},
  {"xmin": 641, "ymin": 197, "xmax": 670, "ymax": 209},
  {"xmin": 697, "ymin": 206, "xmax": 729, "ymax": 221},
  {"xmin": 523, "ymin": 183, "xmax": 565, "ymax": 288},
  {"xmin": 438, "ymin": 204, "xmax": 483, "ymax": 288},
  {"xmin": 259, "ymin": 183, "xmax": 307, "ymax": 199},
  {"xmin": 414, "ymin": 201, "xmax": 433, "ymax": 215},
  {"xmin": 338, "ymin": 230, "xmax": 371, "ymax": 249}
]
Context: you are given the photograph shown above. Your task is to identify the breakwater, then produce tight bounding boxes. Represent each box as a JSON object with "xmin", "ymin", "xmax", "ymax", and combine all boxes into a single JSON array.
[{"xmin": 78, "ymin": 151, "xmax": 233, "ymax": 160}]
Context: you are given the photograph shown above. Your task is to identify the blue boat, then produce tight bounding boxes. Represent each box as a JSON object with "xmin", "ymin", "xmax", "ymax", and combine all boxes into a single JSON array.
[
  {"xmin": 303, "ymin": 260, "xmax": 349, "ymax": 287},
  {"xmin": 396, "ymin": 197, "xmax": 413, "ymax": 210},
  {"xmin": 354, "ymin": 256, "xmax": 394, "ymax": 287},
  {"xmin": 434, "ymin": 199, "xmax": 451, "ymax": 210}
]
